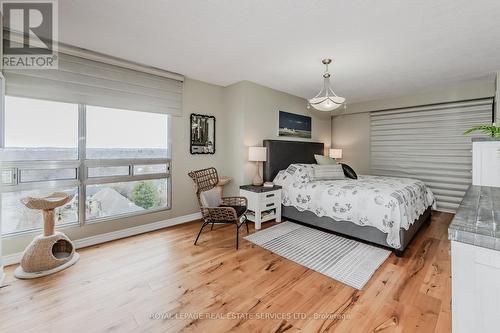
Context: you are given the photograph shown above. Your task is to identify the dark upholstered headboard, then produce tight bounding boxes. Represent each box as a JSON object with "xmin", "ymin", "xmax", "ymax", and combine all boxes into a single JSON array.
[{"xmin": 263, "ymin": 140, "xmax": 324, "ymax": 181}]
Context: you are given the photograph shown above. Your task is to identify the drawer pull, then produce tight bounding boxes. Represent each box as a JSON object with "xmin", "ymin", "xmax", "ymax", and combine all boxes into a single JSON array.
[
  {"xmin": 266, "ymin": 203, "xmax": 274, "ymax": 207},
  {"xmin": 266, "ymin": 194, "xmax": 275, "ymax": 198}
]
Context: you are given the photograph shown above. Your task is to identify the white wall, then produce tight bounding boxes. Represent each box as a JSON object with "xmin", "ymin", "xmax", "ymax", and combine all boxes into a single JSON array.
[
  {"xmin": 224, "ymin": 81, "xmax": 332, "ymax": 194},
  {"xmin": 221, "ymin": 82, "xmax": 247, "ymax": 193},
  {"xmin": 344, "ymin": 77, "xmax": 495, "ymax": 115},
  {"xmin": 331, "ymin": 113, "xmax": 370, "ymax": 174},
  {"xmin": 496, "ymin": 72, "xmax": 500, "ymax": 124}
]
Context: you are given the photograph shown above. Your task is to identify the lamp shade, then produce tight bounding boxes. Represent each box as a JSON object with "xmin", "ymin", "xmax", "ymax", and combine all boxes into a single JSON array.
[
  {"xmin": 329, "ymin": 148, "xmax": 343, "ymax": 159},
  {"xmin": 308, "ymin": 96, "xmax": 346, "ymax": 112},
  {"xmin": 248, "ymin": 147, "xmax": 267, "ymax": 162}
]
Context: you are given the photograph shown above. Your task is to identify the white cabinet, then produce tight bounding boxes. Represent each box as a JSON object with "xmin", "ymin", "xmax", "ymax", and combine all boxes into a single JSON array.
[
  {"xmin": 0, "ymin": 250, "xmax": 3, "ymax": 286},
  {"xmin": 472, "ymin": 141, "xmax": 500, "ymax": 187},
  {"xmin": 239, "ymin": 186, "xmax": 282, "ymax": 230},
  {"xmin": 451, "ymin": 241, "xmax": 500, "ymax": 333},
  {"xmin": 0, "ymin": 219, "xmax": 3, "ymax": 286}
]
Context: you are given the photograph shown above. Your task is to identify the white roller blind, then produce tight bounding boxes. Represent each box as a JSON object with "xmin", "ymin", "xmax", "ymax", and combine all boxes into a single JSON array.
[
  {"xmin": 370, "ymin": 99, "xmax": 493, "ymax": 213},
  {"xmin": 3, "ymin": 44, "xmax": 183, "ymax": 115}
]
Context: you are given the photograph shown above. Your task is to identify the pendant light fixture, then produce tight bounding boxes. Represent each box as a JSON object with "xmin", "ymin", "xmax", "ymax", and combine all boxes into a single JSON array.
[{"xmin": 307, "ymin": 59, "xmax": 345, "ymax": 112}]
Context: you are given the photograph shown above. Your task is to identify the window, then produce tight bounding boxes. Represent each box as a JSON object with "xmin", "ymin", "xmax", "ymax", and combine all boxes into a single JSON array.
[
  {"xmin": 133, "ymin": 164, "xmax": 168, "ymax": 175},
  {"xmin": 88, "ymin": 166, "xmax": 129, "ymax": 178},
  {"xmin": 1, "ymin": 187, "xmax": 79, "ymax": 235},
  {"xmin": 86, "ymin": 106, "xmax": 168, "ymax": 159},
  {"xmin": 4, "ymin": 96, "xmax": 78, "ymax": 161},
  {"xmin": 1, "ymin": 97, "xmax": 171, "ymax": 236},
  {"xmin": 86, "ymin": 179, "xmax": 168, "ymax": 220},
  {"xmin": 20, "ymin": 168, "xmax": 77, "ymax": 183},
  {"xmin": 370, "ymin": 98, "xmax": 493, "ymax": 212}
]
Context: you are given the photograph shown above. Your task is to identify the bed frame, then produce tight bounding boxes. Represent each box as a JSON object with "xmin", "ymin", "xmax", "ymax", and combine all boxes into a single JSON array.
[{"xmin": 262, "ymin": 139, "xmax": 432, "ymax": 256}]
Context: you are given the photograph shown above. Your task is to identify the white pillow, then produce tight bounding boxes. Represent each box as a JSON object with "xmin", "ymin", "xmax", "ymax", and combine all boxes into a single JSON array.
[
  {"xmin": 314, "ymin": 154, "xmax": 337, "ymax": 165},
  {"xmin": 311, "ymin": 164, "xmax": 345, "ymax": 181},
  {"xmin": 200, "ymin": 187, "xmax": 223, "ymax": 207}
]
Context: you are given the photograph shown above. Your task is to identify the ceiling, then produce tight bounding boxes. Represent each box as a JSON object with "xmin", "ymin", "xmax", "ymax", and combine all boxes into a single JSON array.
[{"xmin": 58, "ymin": 0, "xmax": 500, "ymax": 103}]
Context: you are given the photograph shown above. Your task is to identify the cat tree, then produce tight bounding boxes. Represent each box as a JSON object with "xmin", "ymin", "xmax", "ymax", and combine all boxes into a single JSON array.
[{"xmin": 15, "ymin": 193, "xmax": 79, "ymax": 279}]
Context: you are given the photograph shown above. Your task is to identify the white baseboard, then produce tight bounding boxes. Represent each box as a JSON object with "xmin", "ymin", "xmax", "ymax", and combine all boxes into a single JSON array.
[
  {"xmin": 2, "ymin": 252, "xmax": 23, "ymax": 267},
  {"xmin": 2, "ymin": 212, "xmax": 201, "ymax": 267}
]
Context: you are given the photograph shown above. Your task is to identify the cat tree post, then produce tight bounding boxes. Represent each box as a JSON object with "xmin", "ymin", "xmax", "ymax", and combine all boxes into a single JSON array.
[
  {"xmin": 42, "ymin": 209, "xmax": 56, "ymax": 236},
  {"xmin": 15, "ymin": 193, "xmax": 80, "ymax": 279}
]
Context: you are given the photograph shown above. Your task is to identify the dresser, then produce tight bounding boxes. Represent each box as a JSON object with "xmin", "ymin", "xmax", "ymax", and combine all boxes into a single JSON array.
[
  {"xmin": 239, "ymin": 185, "xmax": 282, "ymax": 229},
  {"xmin": 448, "ymin": 186, "xmax": 500, "ymax": 333},
  {"xmin": 472, "ymin": 137, "xmax": 500, "ymax": 187}
]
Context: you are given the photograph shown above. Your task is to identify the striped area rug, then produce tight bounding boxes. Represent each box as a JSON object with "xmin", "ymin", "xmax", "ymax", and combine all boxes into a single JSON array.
[{"xmin": 244, "ymin": 221, "xmax": 391, "ymax": 289}]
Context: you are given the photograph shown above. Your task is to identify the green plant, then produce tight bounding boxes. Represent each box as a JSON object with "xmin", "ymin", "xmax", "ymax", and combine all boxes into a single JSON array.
[
  {"xmin": 132, "ymin": 181, "xmax": 160, "ymax": 209},
  {"xmin": 463, "ymin": 123, "xmax": 500, "ymax": 138}
]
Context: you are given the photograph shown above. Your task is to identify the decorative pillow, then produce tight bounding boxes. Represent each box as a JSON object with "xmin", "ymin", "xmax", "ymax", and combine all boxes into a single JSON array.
[
  {"xmin": 200, "ymin": 187, "xmax": 223, "ymax": 207},
  {"xmin": 314, "ymin": 154, "xmax": 337, "ymax": 165},
  {"xmin": 285, "ymin": 164, "xmax": 314, "ymax": 183},
  {"xmin": 341, "ymin": 163, "xmax": 358, "ymax": 179},
  {"xmin": 311, "ymin": 164, "xmax": 346, "ymax": 181}
]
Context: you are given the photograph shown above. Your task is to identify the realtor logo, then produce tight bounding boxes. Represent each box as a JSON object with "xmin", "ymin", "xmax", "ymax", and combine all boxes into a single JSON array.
[{"xmin": 1, "ymin": 0, "xmax": 58, "ymax": 69}]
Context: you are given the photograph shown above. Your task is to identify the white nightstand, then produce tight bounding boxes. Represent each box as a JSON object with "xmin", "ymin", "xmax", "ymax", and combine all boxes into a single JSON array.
[{"xmin": 239, "ymin": 185, "xmax": 282, "ymax": 229}]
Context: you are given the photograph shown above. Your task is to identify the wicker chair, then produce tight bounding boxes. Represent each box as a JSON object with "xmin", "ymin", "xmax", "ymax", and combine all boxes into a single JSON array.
[{"xmin": 188, "ymin": 167, "xmax": 249, "ymax": 249}]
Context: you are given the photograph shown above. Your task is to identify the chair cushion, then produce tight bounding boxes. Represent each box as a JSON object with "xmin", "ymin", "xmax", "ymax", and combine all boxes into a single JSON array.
[
  {"xmin": 220, "ymin": 205, "xmax": 247, "ymax": 217},
  {"xmin": 200, "ymin": 187, "xmax": 223, "ymax": 207}
]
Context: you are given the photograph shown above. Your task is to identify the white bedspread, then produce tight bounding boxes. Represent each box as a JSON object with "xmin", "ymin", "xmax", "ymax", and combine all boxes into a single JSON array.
[{"xmin": 273, "ymin": 164, "xmax": 435, "ymax": 248}]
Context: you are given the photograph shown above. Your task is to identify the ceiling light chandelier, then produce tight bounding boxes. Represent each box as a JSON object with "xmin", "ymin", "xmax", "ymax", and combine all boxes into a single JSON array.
[{"xmin": 307, "ymin": 59, "xmax": 345, "ymax": 112}]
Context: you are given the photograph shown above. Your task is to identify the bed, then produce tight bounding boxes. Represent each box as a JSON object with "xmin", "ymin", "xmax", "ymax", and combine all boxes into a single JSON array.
[{"xmin": 262, "ymin": 140, "xmax": 435, "ymax": 256}]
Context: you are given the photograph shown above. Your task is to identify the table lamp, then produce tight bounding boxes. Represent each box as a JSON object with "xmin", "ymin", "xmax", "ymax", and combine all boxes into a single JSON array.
[
  {"xmin": 249, "ymin": 146, "xmax": 267, "ymax": 186},
  {"xmin": 329, "ymin": 148, "xmax": 343, "ymax": 160}
]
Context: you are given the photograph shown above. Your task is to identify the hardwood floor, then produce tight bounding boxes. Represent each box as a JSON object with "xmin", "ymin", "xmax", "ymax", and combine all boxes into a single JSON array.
[{"xmin": 0, "ymin": 212, "xmax": 452, "ymax": 333}]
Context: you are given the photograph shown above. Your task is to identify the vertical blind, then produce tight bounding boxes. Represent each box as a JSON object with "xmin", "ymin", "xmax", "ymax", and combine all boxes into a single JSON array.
[{"xmin": 370, "ymin": 99, "xmax": 493, "ymax": 213}]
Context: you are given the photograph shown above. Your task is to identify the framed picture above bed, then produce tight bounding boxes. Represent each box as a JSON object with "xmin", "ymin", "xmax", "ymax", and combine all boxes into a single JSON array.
[
  {"xmin": 190, "ymin": 113, "xmax": 215, "ymax": 154},
  {"xmin": 278, "ymin": 111, "xmax": 312, "ymax": 139}
]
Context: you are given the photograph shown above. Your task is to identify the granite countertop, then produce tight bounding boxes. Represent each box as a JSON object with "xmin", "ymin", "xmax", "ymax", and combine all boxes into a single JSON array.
[
  {"xmin": 448, "ymin": 185, "xmax": 500, "ymax": 251},
  {"xmin": 472, "ymin": 137, "xmax": 500, "ymax": 142}
]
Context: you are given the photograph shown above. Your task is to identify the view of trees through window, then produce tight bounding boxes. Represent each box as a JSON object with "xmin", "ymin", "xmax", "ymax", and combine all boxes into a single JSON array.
[
  {"xmin": 86, "ymin": 179, "xmax": 167, "ymax": 220},
  {"xmin": 1, "ymin": 96, "xmax": 170, "ymax": 235}
]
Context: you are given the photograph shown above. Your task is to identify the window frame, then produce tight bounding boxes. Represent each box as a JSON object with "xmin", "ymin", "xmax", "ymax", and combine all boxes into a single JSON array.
[{"xmin": 1, "ymin": 99, "xmax": 172, "ymax": 237}]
